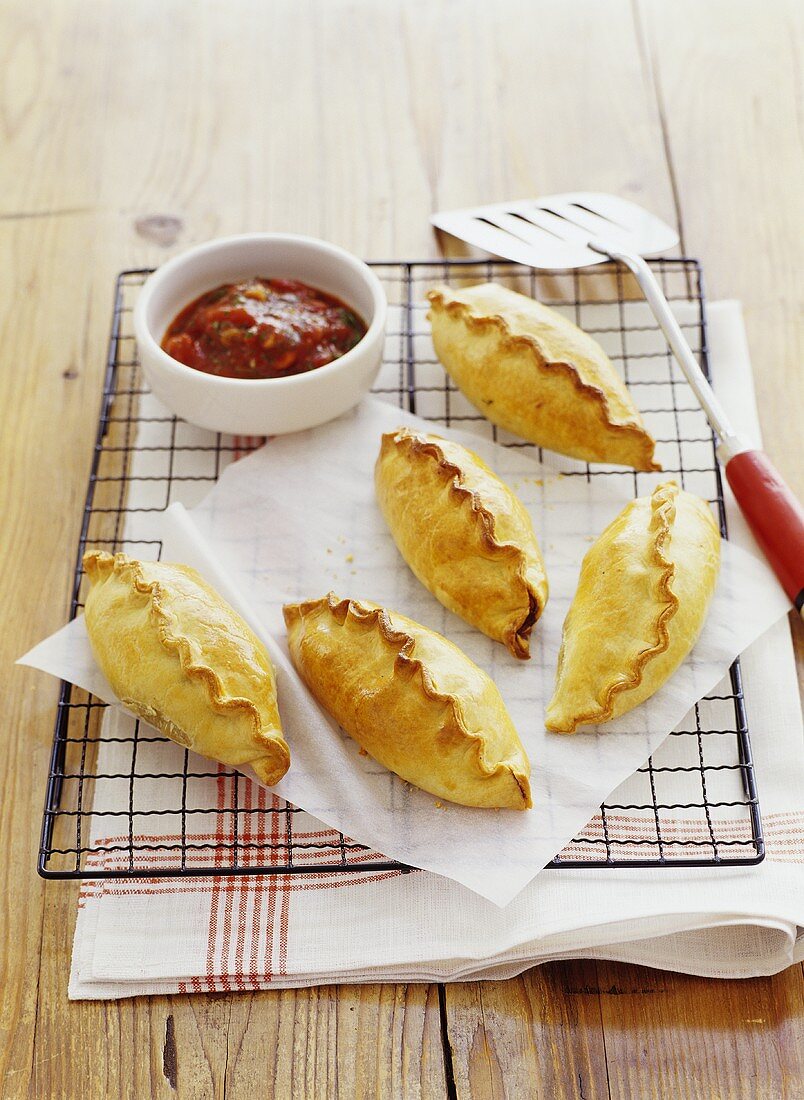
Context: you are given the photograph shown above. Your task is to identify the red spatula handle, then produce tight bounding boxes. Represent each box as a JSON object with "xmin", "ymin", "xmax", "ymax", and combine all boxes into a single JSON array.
[{"xmin": 725, "ymin": 450, "xmax": 804, "ymax": 615}]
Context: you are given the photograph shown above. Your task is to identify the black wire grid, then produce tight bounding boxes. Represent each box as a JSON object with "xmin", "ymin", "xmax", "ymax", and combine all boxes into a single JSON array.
[{"xmin": 38, "ymin": 259, "xmax": 764, "ymax": 879}]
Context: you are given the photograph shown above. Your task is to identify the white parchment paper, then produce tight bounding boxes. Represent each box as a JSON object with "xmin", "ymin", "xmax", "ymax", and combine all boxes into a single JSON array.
[{"xmin": 21, "ymin": 397, "xmax": 789, "ymax": 905}]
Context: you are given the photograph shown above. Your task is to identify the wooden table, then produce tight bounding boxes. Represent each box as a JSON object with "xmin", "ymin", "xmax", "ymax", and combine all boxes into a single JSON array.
[{"xmin": 2, "ymin": 1, "xmax": 802, "ymax": 1096}]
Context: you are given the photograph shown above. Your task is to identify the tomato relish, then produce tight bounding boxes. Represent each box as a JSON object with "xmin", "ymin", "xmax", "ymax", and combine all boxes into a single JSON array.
[{"xmin": 161, "ymin": 278, "xmax": 367, "ymax": 379}]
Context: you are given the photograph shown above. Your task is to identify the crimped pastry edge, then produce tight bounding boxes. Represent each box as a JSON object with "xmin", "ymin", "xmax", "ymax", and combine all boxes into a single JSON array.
[
  {"xmin": 283, "ymin": 592, "xmax": 532, "ymax": 808},
  {"xmin": 426, "ymin": 285, "xmax": 661, "ymax": 473},
  {"xmin": 547, "ymin": 481, "xmax": 681, "ymax": 733},
  {"xmin": 83, "ymin": 550, "xmax": 290, "ymax": 782},
  {"xmin": 379, "ymin": 427, "xmax": 546, "ymax": 658}
]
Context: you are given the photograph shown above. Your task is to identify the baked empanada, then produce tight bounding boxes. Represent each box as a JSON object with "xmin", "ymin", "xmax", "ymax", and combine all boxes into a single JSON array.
[
  {"xmin": 427, "ymin": 282, "xmax": 660, "ymax": 471},
  {"xmin": 375, "ymin": 427, "xmax": 548, "ymax": 658},
  {"xmin": 83, "ymin": 551, "xmax": 290, "ymax": 784},
  {"xmin": 545, "ymin": 482, "xmax": 720, "ymax": 732},
  {"xmin": 283, "ymin": 593, "xmax": 532, "ymax": 809}
]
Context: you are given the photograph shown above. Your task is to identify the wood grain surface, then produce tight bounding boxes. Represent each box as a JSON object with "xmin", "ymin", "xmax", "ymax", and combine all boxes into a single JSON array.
[{"xmin": 0, "ymin": 1, "xmax": 801, "ymax": 1097}]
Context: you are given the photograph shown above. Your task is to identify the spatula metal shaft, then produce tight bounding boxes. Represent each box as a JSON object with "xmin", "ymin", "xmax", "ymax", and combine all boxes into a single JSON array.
[{"xmin": 592, "ymin": 243, "xmax": 748, "ymax": 462}]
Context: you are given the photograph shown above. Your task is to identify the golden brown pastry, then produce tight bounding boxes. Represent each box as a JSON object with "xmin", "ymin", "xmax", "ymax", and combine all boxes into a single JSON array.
[
  {"xmin": 375, "ymin": 427, "xmax": 548, "ymax": 658},
  {"xmin": 427, "ymin": 282, "xmax": 660, "ymax": 471},
  {"xmin": 283, "ymin": 593, "xmax": 532, "ymax": 809},
  {"xmin": 83, "ymin": 551, "xmax": 289, "ymax": 784},
  {"xmin": 545, "ymin": 482, "xmax": 720, "ymax": 732}
]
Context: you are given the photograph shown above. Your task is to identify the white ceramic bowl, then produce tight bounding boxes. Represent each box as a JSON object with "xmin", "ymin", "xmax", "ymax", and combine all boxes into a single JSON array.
[{"xmin": 133, "ymin": 234, "xmax": 387, "ymax": 435}]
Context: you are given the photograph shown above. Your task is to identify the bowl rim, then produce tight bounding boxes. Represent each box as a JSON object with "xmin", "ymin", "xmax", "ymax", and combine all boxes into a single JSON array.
[{"xmin": 133, "ymin": 233, "xmax": 387, "ymax": 390}]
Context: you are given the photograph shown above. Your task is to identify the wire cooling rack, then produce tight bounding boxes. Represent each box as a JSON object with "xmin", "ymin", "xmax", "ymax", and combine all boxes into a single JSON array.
[{"xmin": 38, "ymin": 259, "xmax": 764, "ymax": 878}]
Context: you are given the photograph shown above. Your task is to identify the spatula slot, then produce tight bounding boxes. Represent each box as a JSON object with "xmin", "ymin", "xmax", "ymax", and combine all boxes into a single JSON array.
[
  {"xmin": 541, "ymin": 205, "xmax": 624, "ymax": 237},
  {"xmin": 505, "ymin": 211, "xmax": 564, "ymax": 241},
  {"xmin": 569, "ymin": 201, "xmax": 631, "ymax": 231},
  {"xmin": 515, "ymin": 208, "xmax": 593, "ymax": 244}
]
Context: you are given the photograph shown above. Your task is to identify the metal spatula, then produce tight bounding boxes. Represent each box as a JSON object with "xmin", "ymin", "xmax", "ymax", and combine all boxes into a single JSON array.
[{"xmin": 431, "ymin": 192, "xmax": 804, "ymax": 616}]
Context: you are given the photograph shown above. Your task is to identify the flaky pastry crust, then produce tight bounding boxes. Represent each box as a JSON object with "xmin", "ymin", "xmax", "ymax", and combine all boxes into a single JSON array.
[
  {"xmin": 427, "ymin": 283, "xmax": 660, "ymax": 471},
  {"xmin": 375, "ymin": 427, "xmax": 548, "ymax": 657},
  {"xmin": 545, "ymin": 482, "xmax": 720, "ymax": 732},
  {"xmin": 83, "ymin": 551, "xmax": 289, "ymax": 784},
  {"xmin": 283, "ymin": 593, "xmax": 532, "ymax": 809}
]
